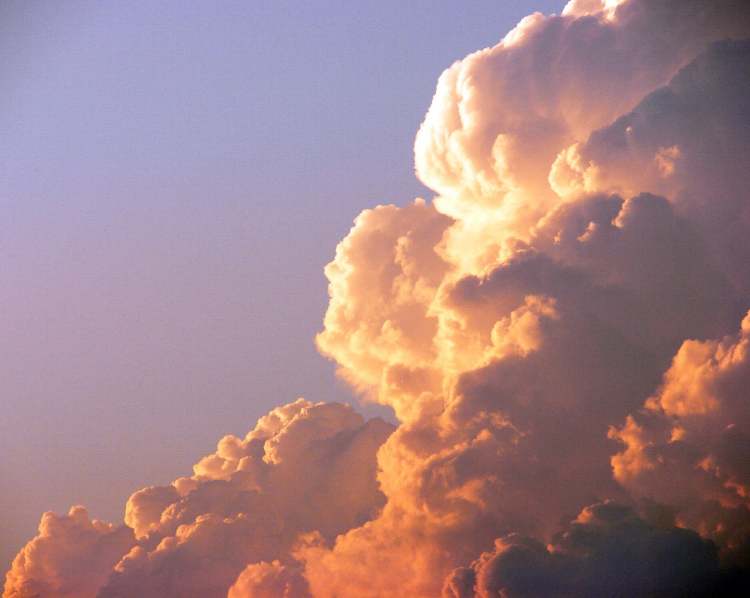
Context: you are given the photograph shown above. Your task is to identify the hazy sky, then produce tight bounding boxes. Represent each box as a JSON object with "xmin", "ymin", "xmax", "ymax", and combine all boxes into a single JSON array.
[{"xmin": 0, "ymin": 0, "xmax": 566, "ymax": 570}]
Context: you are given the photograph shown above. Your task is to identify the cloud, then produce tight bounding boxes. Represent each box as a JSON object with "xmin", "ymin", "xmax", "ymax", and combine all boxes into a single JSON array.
[
  {"xmin": 228, "ymin": 561, "xmax": 310, "ymax": 598},
  {"xmin": 299, "ymin": 188, "xmax": 741, "ymax": 595},
  {"xmin": 315, "ymin": 199, "xmax": 452, "ymax": 420},
  {"xmin": 295, "ymin": 5, "xmax": 750, "ymax": 594},
  {"xmin": 99, "ymin": 400, "xmax": 391, "ymax": 597},
  {"xmin": 5, "ymin": 401, "xmax": 390, "ymax": 597},
  {"xmin": 414, "ymin": 0, "xmax": 750, "ymax": 274},
  {"xmin": 610, "ymin": 311, "xmax": 750, "ymax": 564},
  {"xmin": 550, "ymin": 38, "xmax": 750, "ymax": 295},
  {"xmin": 4, "ymin": 1, "xmax": 750, "ymax": 596},
  {"xmin": 3, "ymin": 507, "xmax": 134, "ymax": 598},
  {"xmin": 442, "ymin": 501, "xmax": 738, "ymax": 598}
]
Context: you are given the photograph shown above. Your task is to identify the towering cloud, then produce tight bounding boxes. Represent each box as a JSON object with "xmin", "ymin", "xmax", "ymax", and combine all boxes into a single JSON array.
[
  {"xmin": 5, "ymin": 1, "xmax": 750, "ymax": 596},
  {"xmin": 414, "ymin": 0, "xmax": 750, "ymax": 273}
]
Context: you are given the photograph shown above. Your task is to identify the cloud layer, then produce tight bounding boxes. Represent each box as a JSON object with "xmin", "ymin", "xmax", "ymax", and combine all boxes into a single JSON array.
[{"xmin": 5, "ymin": 1, "xmax": 750, "ymax": 596}]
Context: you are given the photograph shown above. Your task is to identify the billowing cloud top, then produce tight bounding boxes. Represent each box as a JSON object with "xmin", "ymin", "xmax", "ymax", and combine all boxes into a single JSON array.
[{"xmin": 5, "ymin": 1, "xmax": 750, "ymax": 596}]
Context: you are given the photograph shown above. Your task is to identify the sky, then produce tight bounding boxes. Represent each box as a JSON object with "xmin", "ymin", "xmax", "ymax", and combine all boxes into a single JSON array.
[
  {"xmin": 0, "ymin": 0, "xmax": 565, "ymax": 575},
  {"xmin": 4, "ymin": 1, "xmax": 750, "ymax": 597}
]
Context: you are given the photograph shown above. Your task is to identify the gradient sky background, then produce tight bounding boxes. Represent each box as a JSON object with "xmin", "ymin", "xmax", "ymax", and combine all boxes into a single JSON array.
[{"xmin": 0, "ymin": 0, "xmax": 565, "ymax": 570}]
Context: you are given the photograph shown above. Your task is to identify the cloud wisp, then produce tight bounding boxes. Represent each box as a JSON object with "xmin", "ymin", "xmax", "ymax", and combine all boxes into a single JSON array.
[{"xmin": 5, "ymin": 1, "xmax": 750, "ymax": 596}]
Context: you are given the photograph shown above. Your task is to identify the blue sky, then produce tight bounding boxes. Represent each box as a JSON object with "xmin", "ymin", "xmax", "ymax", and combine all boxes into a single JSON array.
[{"xmin": 0, "ymin": 0, "xmax": 565, "ymax": 569}]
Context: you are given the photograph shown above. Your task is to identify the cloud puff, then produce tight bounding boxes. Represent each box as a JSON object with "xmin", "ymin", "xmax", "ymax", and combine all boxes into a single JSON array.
[
  {"xmin": 316, "ymin": 199, "xmax": 452, "ymax": 420},
  {"xmin": 414, "ymin": 0, "xmax": 750, "ymax": 271},
  {"xmin": 442, "ymin": 501, "xmax": 736, "ymax": 598},
  {"xmin": 3, "ymin": 507, "xmax": 134, "ymax": 598},
  {"xmin": 100, "ymin": 400, "xmax": 391, "ymax": 597},
  {"xmin": 5, "ymin": 401, "xmax": 390, "ymax": 597},
  {"xmin": 610, "ymin": 311, "xmax": 750, "ymax": 564},
  {"xmin": 550, "ymin": 38, "xmax": 750, "ymax": 295},
  {"xmin": 228, "ymin": 561, "xmax": 310, "ymax": 598}
]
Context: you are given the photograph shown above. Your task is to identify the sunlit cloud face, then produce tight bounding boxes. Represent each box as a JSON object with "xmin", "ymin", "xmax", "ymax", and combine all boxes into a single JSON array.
[{"xmin": 5, "ymin": 1, "xmax": 750, "ymax": 596}]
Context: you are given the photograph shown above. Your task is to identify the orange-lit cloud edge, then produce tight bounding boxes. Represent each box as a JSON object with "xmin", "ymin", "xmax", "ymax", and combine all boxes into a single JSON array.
[{"xmin": 6, "ymin": 1, "xmax": 750, "ymax": 596}]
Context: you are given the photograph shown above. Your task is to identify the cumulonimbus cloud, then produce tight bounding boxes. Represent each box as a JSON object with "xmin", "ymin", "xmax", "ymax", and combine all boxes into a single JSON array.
[{"xmin": 5, "ymin": 1, "xmax": 750, "ymax": 596}]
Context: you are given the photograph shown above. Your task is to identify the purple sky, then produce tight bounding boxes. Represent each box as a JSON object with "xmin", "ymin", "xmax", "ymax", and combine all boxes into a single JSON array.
[{"xmin": 0, "ymin": 0, "xmax": 565, "ymax": 569}]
